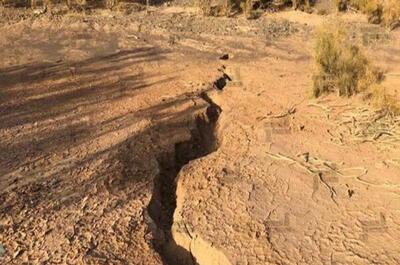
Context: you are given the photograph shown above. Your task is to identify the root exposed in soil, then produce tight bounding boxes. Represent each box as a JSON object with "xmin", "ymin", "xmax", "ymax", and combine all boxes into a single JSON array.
[{"xmin": 147, "ymin": 92, "xmax": 221, "ymax": 265}]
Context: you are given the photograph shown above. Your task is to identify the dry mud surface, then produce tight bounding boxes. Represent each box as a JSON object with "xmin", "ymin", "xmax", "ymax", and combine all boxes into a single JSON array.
[{"xmin": 1, "ymin": 5, "xmax": 400, "ymax": 265}]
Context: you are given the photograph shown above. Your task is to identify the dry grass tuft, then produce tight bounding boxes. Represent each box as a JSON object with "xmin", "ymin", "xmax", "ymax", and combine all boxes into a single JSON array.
[{"xmin": 370, "ymin": 85, "xmax": 400, "ymax": 115}]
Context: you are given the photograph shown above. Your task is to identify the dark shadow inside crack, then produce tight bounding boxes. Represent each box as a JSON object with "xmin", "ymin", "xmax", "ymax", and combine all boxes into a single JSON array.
[{"xmin": 147, "ymin": 97, "xmax": 221, "ymax": 265}]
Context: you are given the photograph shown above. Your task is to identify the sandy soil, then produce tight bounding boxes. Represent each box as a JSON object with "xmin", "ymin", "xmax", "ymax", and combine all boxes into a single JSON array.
[{"xmin": 0, "ymin": 4, "xmax": 399, "ymax": 265}]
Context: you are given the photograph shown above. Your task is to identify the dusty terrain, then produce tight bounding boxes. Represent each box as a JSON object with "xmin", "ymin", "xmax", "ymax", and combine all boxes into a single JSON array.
[{"xmin": 0, "ymin": 3, "xmax": 400, "ymax": 265}]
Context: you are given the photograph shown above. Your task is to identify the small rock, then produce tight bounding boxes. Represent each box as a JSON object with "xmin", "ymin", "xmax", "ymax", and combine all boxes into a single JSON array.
[{"xmin": 219, "ymin": 54, "xmax": 229, "ymax": 60}]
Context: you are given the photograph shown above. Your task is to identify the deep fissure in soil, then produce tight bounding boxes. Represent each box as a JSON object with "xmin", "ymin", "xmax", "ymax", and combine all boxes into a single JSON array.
[{"xmin": 147, "ymin": 94, "xmax": 221, "ymax": 265}]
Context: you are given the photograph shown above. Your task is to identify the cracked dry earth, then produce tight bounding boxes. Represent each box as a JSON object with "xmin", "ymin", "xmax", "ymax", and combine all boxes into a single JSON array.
[{"xmin": 1, "ymin": 6, "xmax": 400, "ymax": 265}]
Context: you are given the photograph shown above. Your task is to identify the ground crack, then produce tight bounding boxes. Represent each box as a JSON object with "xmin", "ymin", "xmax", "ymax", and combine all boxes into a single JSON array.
[{"xmin": 147, "ymin": 92, "xmax": 221, "ymax": 265}]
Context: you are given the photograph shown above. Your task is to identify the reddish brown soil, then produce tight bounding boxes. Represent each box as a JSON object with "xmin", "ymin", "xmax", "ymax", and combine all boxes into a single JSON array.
[{"xmin": 0, "ymin": 5, "xmax": 399, "ymax": 265}]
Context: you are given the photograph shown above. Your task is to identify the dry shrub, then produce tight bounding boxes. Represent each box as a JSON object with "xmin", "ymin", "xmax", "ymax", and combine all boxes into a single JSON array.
[
  {"xmin": 337, "ymin": 0, "xmax": 400, "ymax": 28},
  {"xmin": 313, "ymin": 21, "xmax": 399, "ymax": 114},
  {"xmin": 370, "ymin": 85, "xmax": 400, "ymax": 115},
  {"xmin": 292, "ymin": 0, "xmax": 312, "ymax": 11},
  {"xmin": 352, "ymin": 0, "xmax": 383, "ymax": 24},
  {"xmin": 1, "ymin": 0, "xmax": 124, "ymax": 9},
  {"xmin": 115, "ymin": 1, "xmax": 144, "ymax": 13},
  {"xmin": 335, "ymin": 0, "xmax": 347, "ymax": 11},
  {"xmin": 105, "ymin": 0, "xmax": 120, "ymax": 9},
  {"xmin": 198, "ymin": 0, "xmax": 230, "ymax": 16},
  {"xmin": 381, "ymin": 0, "xmax": 400, "ymax": 28},
  {"xmin": 197, "ymin": 0, "xmax": 314, "ymax": 17},
  {"xmin": 350, "ymin": 0, "xmax": 380, "ymax": 13},
  {"xmin": 313, "ymin": 21, "xmax": 377, "ymax": 97},
  {"xmin": 197, "ymin": 0, "xmax": 256, "ymax": 17},
  {"xmin": 1, "ymin": 0, "xmax": 30, "ymax": 7},
  {"xmin": 316, "ymin": 6, "xmax": 328, "ymax": 15}
]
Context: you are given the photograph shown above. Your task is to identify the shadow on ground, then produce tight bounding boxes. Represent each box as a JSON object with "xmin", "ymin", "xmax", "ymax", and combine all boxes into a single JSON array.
[{"xmin": 0, "ymin": 45, "xmax": 208, "ymax": 264}]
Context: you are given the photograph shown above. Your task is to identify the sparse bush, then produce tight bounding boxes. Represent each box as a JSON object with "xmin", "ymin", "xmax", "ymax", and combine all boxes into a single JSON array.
[
  {"xmin": 292, "ymin": 0, "xmax": 311, "ymax": 11},
  {"xmin": 337, "ymin": 0, "xmax": 400, "ymax": 28},
  {"xmin": 197, "ymin": 0, "xmax": 314, "ymax": 17},
  {"xmin": 313, "ymin": 21, "xmax": 377, "ymax": 97},
  {"xmin": 198, "ymin": 0, "xmax": 230, "ymax": 16},
  {"xmin": 316, "ymin": 6, "xmax": 328, "ymax": 15},
  {"xmin": 370, "ymin": 85, "xmax": 400, "ymax": 115},
  {"xmin": 381, "ymin": 0, "xmax": 400, "ymax": 28},
  {"xmin": 313, "ymin": 21, "xmax": 399, "ymax": 114},
  {"xmin": 350, "ymin": 0, "xmax": 380, "ymax": 13},
  {"xmin": 351, "ymin": 0, "xmax": 382, "ymax": 24},
  {"xmin": 336, "ymin": 0, "xmax": 348, "ymax": 11},
  {"xmin": 1, "ymin": 0, "xmax": 123, "ymax": 9}
]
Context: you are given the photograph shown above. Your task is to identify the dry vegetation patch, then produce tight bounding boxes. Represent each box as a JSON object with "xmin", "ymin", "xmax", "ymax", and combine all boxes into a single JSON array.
[
  {"xmin": 196, "ymin": 0, "xmax": 399, "ymax": 22},
  {"xmin": 312, "ymin": 21, "xmax": 377, "ymax": 97},
  {"xmin": 197, "ymin": 0, "xmax": 313, "ymax": 18},
  {"xmin": 0, "ymin": 0, "xmax": 136, "ymax": 9},
  {"xmin": 313, "ymin": 21, "xmax": 399, "ymax": 115},
  {"xmin": 337, "ymin": 0, "xmax": 400, "ymax": 28}
]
